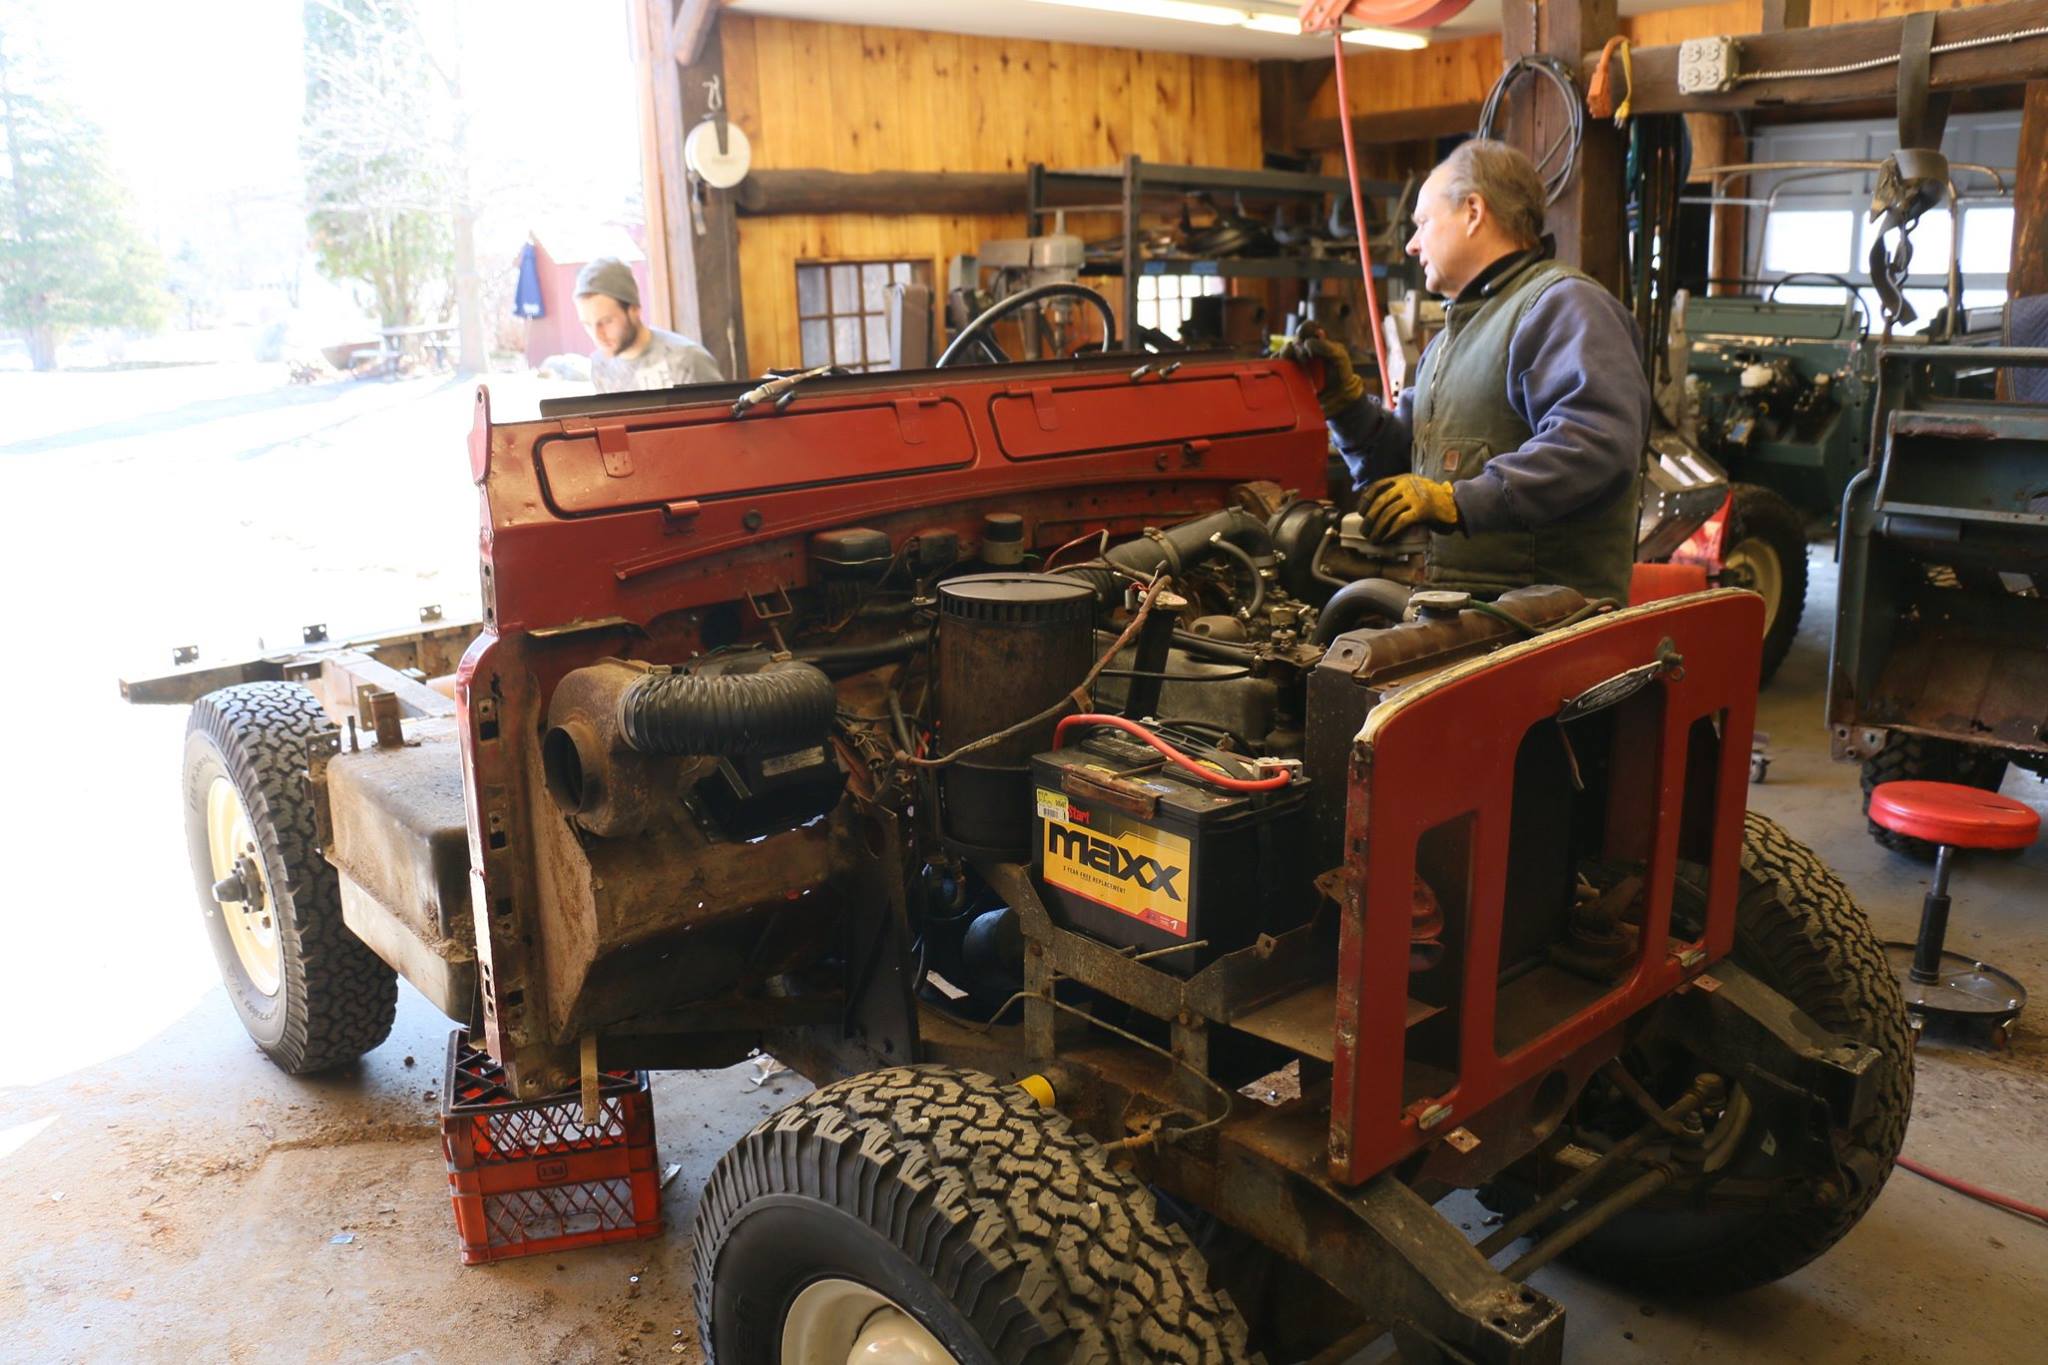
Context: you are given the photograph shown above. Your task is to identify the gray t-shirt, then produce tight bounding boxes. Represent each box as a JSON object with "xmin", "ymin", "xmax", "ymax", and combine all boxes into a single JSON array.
[{"xmin": 590, "ymin": 327, "xmax": 723, "ymax": 393}]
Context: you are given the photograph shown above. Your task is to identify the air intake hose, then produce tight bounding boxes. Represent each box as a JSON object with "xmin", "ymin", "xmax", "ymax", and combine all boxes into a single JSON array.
[
  {"xmin": 1057, "ymin": 506, "xmax": 1276, "ymax": 605},
  {"xmin": 616, "ymin": 660, "xmax": 836, "ymax": 756}
]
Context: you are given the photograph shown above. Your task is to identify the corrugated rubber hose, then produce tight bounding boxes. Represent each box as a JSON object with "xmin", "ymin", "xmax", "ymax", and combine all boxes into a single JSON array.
[{"xmin": 617, "ymin": 661, "xmax": 837, "ymax": 756}]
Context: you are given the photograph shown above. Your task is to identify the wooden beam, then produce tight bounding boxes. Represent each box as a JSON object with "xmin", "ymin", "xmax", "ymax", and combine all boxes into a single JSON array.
[
  {"xmin": 1616, "ymin": 0, "xmax": 2048, "ymax": 115},
  {"xmin": 735, "ymin": 170, "xmax": 1029, "ymax": 217},
  {"xmin": 1506, "ymin": 0, "xmax": 1625, "ymax": 295},
  {"xmin": 2012, "ymin": 82, "xmax": 2048, "ymax": 300},
  {"xmin": 1295, "ymin": 101, "xmax": 1483, "ymax": 150},
  {"xmin": 1760, "ymin": 0, "xmax": 1809, "ymax": 33},
  {"xmin": 672, "ymin": 0, "xmax": 718, "ymax": 69}
]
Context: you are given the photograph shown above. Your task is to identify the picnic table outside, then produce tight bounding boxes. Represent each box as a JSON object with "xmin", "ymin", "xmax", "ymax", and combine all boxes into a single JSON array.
[{"xmin": 347, "ymin": 323, "xmax": 458, "ymax": 380}]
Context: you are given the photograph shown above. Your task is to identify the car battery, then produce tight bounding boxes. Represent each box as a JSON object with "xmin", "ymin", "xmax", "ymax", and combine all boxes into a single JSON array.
[{"xmin": 1029, "ymin": 727, "xmax": 1311, "ymax": 975}]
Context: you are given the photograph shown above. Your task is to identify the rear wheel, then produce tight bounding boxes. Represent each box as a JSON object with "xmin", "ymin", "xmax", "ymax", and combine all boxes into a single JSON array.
[
  {"xmin": 1557, "ymin": 812, "xmax": 1913, "ymax": 1295},
  {"xmin": 692, "ymin": 1065, "xmax": 1257, "ymax": 1364},
  {"xmin": 183, "ymin": 682, "xmax": 397, "ymax": 1072},
  {"xmin": 1719, "ymin": 483, "xmax": 1809, "ymax": 686},
  {"xmin": 1860, "ymin": 733, "xmax": 2010, "ymax": 859}
]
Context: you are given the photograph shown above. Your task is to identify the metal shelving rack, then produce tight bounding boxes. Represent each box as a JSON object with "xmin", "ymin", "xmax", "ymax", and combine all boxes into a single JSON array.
[{"xmin": 1025, "ymin": 155, "xmax": 1407, "ymax": 329}]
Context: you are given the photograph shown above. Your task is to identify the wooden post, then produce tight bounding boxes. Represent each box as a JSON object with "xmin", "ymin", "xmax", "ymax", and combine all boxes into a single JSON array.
[
  {"xmin": 633, "ymin": 0, "xmax": 678, "ymax": 331},
  {"xmin": 2011, "ymin": 82, "xmax": 2048, "ymax": 302},
  {"xmin": 1502, "ymin": 0, "xmax": 1626, "ymax": 294},
  {"xmin": 637, "ymin": 0, "xmax": 749, "ymax": 378},
  {"xmin": 676, "ymin": 21, "xmax": 749, "ymax": 380}
]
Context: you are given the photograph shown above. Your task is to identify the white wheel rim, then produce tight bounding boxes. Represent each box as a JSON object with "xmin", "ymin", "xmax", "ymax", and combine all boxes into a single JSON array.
[
  {"xmin": 780, "ymin": 1278, "xmax": 960, "ymax": 1365},
  {"xmin": 1722, "ymin": 536, "xmax": 1784, "ymax": 630},
  {"xmin": 206, "ymin": 776, "xmax": 282, "ymax": 996}
]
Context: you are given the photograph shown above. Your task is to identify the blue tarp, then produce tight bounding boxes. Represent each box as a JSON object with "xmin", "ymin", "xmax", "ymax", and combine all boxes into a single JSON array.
[{"xmin": 513, "ymin": 242, "xmax": 544, "ymax": 319}]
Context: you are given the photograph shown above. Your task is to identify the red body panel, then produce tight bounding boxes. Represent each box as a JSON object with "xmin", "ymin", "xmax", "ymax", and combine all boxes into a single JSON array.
[
  {"xmin": 1330, "ymin": 591, "xmax": 1764, "ymax": 1184},
  {"xmin": 467, "ymin": 357, "xmax": 1326, "ymax": 636}
]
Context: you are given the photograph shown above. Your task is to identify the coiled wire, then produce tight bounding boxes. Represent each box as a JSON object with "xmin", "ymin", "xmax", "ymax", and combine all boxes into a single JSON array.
[{"xmin": 1477, "ymin": 55, "xmax": 1586, "ymax": 205}]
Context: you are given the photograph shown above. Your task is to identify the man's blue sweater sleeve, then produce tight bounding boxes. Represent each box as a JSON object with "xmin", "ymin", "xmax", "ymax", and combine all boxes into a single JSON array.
[
  {"xmin": 1326, "ymin": 378, "xmax": 1417, "ymax": 490},
  {"xmin": 1449, "ymin": 280, "xmax": 1650, "ymax": 533}
]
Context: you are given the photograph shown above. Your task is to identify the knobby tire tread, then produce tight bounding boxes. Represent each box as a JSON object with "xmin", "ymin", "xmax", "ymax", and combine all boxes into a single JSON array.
[
  {"xmin": 692, "ymin": 1065, "xmax": 1258, "ymax": 1364},
  {"xmin": 188, "ymin": 682, "xmax": 396, "ymax": 1072},
  {"xmin": 1566, "ymin": 811, "xmax": 1913, "ymax": 1295}
]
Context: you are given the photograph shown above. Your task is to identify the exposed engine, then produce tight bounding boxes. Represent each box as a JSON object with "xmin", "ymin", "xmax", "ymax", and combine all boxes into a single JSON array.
[{"xmin": 537, "ymin": 485, "xmax": 1591, "ymax": 1014}]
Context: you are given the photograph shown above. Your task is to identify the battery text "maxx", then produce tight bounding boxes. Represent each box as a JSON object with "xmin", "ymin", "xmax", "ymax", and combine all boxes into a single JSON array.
[{"xmin": 1046, "ymin": 824, "xmax": 1183, "ymax": 901}]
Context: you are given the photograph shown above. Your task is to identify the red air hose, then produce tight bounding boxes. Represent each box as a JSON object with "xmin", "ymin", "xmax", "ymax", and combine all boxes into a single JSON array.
[
  {"xmin": 1052, "ymin": 714, "xmax": 1293, "ymax": 792},
  {"xmin": 1331, "ymin": 28, "xmax": 1395, "ymax": 407},
  {"xmin": 1897, "ymin": 1155, "xmax": 2048, "ymax": 1223}
]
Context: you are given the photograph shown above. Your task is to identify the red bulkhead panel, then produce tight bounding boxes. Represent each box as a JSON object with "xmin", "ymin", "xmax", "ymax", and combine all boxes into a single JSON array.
[
  {"xmin": 990, "ymin": 366, "xmax": 1299, "ymax": 459},
  {"xmin": 1328, "ymin": 591, "xmax": 1763, "ymax": 1186}
]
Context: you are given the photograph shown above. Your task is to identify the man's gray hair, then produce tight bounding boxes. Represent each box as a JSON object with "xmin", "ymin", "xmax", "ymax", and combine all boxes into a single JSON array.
[{"xmin": 1434, "ymin": 140, "xmax": 1547, "ymax": 248}]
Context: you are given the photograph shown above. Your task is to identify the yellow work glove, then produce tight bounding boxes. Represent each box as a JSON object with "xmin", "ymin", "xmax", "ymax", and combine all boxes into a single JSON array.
[
  {"xmin": 1283, "ymin": 322, "xmax": 1365, "ymax": 419},
  {"xmin": 1360, "ymin": 473, "xmax": 1460, "ymax": 541}
]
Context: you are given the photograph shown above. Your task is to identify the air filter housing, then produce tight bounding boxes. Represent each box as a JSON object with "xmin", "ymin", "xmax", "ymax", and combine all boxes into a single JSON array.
[{"xmin": 935, "ymin": 573, "xmax": 1095, "ymax": 856}]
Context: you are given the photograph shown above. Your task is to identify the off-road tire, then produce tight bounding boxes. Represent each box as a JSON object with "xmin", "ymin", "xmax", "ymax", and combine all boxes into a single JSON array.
[
  {"xmin": 1563, "ymin": 811, "xmax": 1913, "ymax": 1295},
  {"xmin": 692, "ymin": 1065, "xmax": 1259, "ymax": 1364},
  {"xmin": 1860, "ymin": 733, "xmax": 2010, "ymax": 859},
  {"xmin": 1723, "ymin": 483, "xmax": 1809, "ymax": 686},
  {"xmin": 183, "ymin": 682, "xmax": 397, "ymax": 1072}
]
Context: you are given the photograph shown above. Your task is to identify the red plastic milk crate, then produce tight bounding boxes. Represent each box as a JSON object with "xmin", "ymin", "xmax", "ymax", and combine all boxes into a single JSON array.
[{"xmin": 440, "ymin": 1028, "xmax": 663, "ymax": 1264}]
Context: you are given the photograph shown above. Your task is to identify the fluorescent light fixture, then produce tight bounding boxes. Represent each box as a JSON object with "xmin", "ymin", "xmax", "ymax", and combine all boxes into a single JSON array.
[
  {"xmin": 1341, "ymin": 27, "xmax": 1431, "ymax": 51},
  {"xmin": 1023, "ymin": 0, "xmax": 1431, "ymax": 50}
]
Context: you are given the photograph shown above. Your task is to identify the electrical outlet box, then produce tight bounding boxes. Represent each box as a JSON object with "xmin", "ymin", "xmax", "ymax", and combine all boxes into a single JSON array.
[{"xmin": 1677, "ymin": 36, "xmax": 1741, "ymax": 94}]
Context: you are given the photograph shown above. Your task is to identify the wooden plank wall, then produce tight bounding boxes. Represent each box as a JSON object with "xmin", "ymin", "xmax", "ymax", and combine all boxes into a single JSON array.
[{"xmin": 721, "ymin": 16, "xmax": 1265, "ymax": 370}]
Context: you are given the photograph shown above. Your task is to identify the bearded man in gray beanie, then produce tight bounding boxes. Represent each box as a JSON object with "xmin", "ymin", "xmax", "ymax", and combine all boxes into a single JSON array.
[{"xmin": 573, "ymin": 256, "xmax": 724, "ymax": 393}]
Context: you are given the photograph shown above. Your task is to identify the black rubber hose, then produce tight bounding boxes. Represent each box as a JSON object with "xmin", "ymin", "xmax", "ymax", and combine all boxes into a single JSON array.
[
  {"xmin": 1310, "ymin": 578, "xmax": 1412, "ymax": 644},
  {"xmin": 1056, "ymin": 507, "xmax": 1277, "ymax": 608},
  {"xmin": 617, "ymin": 661, "xmax": 837, "ymax": 756},
  {"xmin": 792, "ymin": 631, "xmax": 927, "ymax": 678}
]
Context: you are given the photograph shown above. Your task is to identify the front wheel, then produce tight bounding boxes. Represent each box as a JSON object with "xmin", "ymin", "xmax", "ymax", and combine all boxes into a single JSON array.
[
  {"xmin": 1719, "ymin": 483, "xmax": 1809, "ymax": 686},
  {"xmin": 1555, "ymin": 812, "xmax": 1913, "ymax": 1295},
  {"xmin": 691, "ymin": 1066, "xmax": 1258, "ymax": 1364}
]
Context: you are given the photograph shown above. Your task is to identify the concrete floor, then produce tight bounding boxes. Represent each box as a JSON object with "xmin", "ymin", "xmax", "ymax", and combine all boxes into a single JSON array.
[{"xmin": 0, "ymin": 369, "xmax": 2042, "ymax": 1362}]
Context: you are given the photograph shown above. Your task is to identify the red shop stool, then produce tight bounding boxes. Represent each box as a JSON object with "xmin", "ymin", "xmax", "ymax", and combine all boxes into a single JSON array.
[{"xmin": 1869, "ymin": 780, "xmax": 2038, "ymax": 1044}]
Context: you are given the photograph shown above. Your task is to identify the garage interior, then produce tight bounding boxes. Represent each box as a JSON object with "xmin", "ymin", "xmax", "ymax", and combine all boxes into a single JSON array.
[{"xmin": 3, "ymin": 0, "xmax": 2046, "ymax": 1362}]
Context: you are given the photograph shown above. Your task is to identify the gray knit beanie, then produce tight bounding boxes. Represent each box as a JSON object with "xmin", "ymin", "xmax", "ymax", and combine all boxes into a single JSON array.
[{"xmin": 574, "ymin": 256, "xmax": 639, "ymax": 308}]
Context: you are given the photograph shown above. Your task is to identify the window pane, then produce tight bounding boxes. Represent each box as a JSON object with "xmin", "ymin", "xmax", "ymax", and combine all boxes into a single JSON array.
[
  {"xmin": 1204, "ymin": 276, "xmax": 1226, "ymax": 295},
  {"xmin": 831, "ymin": 265, "xmax": 859, "ymax": 313},
  {"xmin": 866, "ymin": 315, "xmax": 890, "ymax": 365},
  {"xmin": 1961, "ymin": 206, "xmax": 2015, "ymax": 275},
  {"xmin": 893, "ymin": 261, "xmax": 913, "ymax": 285},
  {"xmin": 1762, "ymin": 209, "xmax": 1854, "ymax": 274},
  {"xmin": 834, "ymin": 317, "xmax": 862, "ymax": 363},
  {"xmin": 797, "ymin": 266, "xmax": 826, "ymax": 318},
  {"xmin": 1962, "ymin": 287, "xmax": 2008, "ymax": 312},
  {"xmin": 1137, "ymin": 298, "xmax": 1159, "ymax": 331},
  {"xmin": 800, "ymin": 319, "xmax": 830, "ymax": 366},
  {"xmin": 1773, "ymin": 284, "xmax": 1854, "ymax": 307},
  {"xmin": 862, "ymin": 263, "xmax": 889, "ymax": 313},
  {"xmin": 1138, "ymin": 276, "xmax": 1157, "ymax": 301}
]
